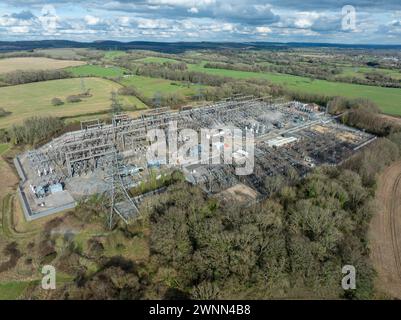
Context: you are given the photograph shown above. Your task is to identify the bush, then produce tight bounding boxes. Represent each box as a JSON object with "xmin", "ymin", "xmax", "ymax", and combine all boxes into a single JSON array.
[
  {"xmin": 51, "ymin": 97, "xmax": 64, "ymax": 106},
  {"xmin": 118, "ymin": 86, "xmax": 137, "ymax": 96},
  {"xmin": 0, "ymin": 107, "xmax": 11, "ymax": 118},
  {"xmin": 66, "ymin": 95, "xmax": 82, "ymax": 103}
]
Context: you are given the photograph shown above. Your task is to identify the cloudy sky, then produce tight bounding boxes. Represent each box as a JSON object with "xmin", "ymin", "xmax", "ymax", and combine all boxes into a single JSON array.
[{"xmin": 0, "ymin": 0, "xmax": 400, "ymax": 44}]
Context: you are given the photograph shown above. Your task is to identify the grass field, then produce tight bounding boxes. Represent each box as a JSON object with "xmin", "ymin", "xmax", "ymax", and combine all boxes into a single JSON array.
[
  {"xmin": 135, "ymin": 56, "xmax": 182, "ymax": 64},
  {"xmin": 0, "ymin": 281, "xmax": 31, "ymax": 300},
  {"xmin": 0, "ymin": 77, "xmax": 126, "ymax": 128},
  {"xmin": 34, "ymin": 48, "xmax": 87, "ymax": 60},
  {"xmin": 339, "ymin": 66, "xmax": 401, "ymax": 80},
  {"xmin": 0, "ymin": 144, "xmax": 9, "ymax": 155},
  {"xmin": 119, "ymin": 95, "xmax": 148, "ymax": 110},
  {"xmin": 66, "ymin": 65, "xmax": 127, "ymax": 78},
  {"xmin": 188, "ymin": 63, "xmax": 401, "ymax": 115},
  {"xmin": 121, "ymin": 74, "xmax": 204, "ymax": 98},
  {"xmin": 104, "ymin": 50, "xmax": 128, "ymax": 60},
  {"xmin": 0, "ymin": 57, "xmax": 85, "ymax": 74}
]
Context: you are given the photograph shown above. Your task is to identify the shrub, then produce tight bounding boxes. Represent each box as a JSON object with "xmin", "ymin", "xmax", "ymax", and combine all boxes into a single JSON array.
[
  {"xmin": 66, "ymin": 95, "xmax": 82, "ymax": 103},
  {"xmin": 0, "ymin": 107, "xmax": 11, "ymax": 118},
  {"xmin": 51, "ymin": 97, "xmax": 64, "ymax": 106}
]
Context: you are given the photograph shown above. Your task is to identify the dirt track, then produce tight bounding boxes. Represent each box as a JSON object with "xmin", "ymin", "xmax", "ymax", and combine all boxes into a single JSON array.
[{"xmin": 370, "ymin": 161, "xmax": 401, "ymax": 299}]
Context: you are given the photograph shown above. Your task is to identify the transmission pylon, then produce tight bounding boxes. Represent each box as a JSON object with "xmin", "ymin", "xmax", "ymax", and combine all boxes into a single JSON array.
[{"xmin": 104, "ymin": 114, "xmax": 139, "ymax": 229}]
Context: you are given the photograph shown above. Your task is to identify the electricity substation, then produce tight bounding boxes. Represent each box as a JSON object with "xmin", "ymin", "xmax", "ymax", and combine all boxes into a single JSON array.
[{"xmin": 14, "ymin": 96, "xmax": 376, "ymax": 223}]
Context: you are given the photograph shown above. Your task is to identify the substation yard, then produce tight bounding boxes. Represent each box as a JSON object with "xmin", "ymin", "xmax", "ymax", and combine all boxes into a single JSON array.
[{"xmin": 14, "ymin": 96, "xmax": 376, "ymax": 222}]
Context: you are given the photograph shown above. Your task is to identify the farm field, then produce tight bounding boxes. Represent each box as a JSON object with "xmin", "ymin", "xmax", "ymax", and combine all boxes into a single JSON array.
[
  {"xmin": 135, "ymin": 56, "xmax": 182, "ymax": 64},
  {"xmin": 0, "ymin": 57, "xmax": 85, "ymax": 74},
  {"xmin": 121, "ymin": 74, "xmax": 203, "ymax": 98},
  {"xmin": 339, "ymin": 66, "xmax": 401, "ymax": 80},
  {"xmin": 0, "ymin": 144, "xmax": 9, "ymax": 155},
  {"xmin": 66, "ymin": 64, "xmax": 127, "ymax": 78},
  {"xmin": 34, "ymin": 48, "xmax": 87, "ymax": 60},
  {"xmin": 188, "ymin": 63, "xmax": 401, "ymax": 115},
  {"xmin": 0, "ymin": 77, "xmax": 125, "ymax": 128},
  {"xmin": 0, "ymin": 281, "xmax": 32, "ymax": 300},
  {"xmin": 104, "ymin": 50, "xmax": 128, "ymax": 60}
]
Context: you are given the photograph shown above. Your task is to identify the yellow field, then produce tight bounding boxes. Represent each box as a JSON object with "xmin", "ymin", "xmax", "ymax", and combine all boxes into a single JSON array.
[{"xmin": 0, "ymin": 57, "xmax": 85, "ymax": 74}]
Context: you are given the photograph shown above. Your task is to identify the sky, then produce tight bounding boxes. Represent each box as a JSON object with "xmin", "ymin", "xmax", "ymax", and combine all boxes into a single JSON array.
[{"xmin": 0, "ymin": 1, "xmax": 400, "ymax": 44}]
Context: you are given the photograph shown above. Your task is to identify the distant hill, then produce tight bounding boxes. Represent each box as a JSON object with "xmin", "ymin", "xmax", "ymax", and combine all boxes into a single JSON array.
[{"xmin": 0, "ymin": 40, "xmax": 401, "ymax": 53}]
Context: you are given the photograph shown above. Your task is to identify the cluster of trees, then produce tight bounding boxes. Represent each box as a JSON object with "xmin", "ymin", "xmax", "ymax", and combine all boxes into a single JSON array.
[
  {"xmin": 326, "ymin": 97, "xmax": 401, "ymax": 136},
  {"xmin": 130, "ymin": 62, "xmax": 232, "ymax": 87},
  {"xmin": 3, "ymin": 69, "xmax": 72, "ymax": 85},
  {"xmin": 6, "ymin": 116, "xmax": 65, "ymax": 146},
  {"xmin": 327, "ymin": 96, "xmax": 380, "ymax": 114},
  {"xmin": 343, "ymin": 137, "xmax": 401, "ymax": 188},
  {"xmin": 51, "ymin": 90, "xmax": 92, "ymax": 106},
  {"xmin": 110, "ymin": 91, "xmax": 123, "ymax": 113},
  {"xmin": 343, "ymin": 110, "xmax": 401, "ymax": 136},
  {"xmin": 0, "ymin": 51, "xmax": 45, "ymax": 59}
]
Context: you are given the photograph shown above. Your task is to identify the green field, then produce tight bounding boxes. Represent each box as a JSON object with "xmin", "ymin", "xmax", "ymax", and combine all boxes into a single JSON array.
[
  {"xmin": 188, "ymin": 63, "xmax": 401, "ymax": 115},
  {"xmin": 0, "ymin": 144, "xmax": 9, "ymax": 155},
  {"xmin": 121, "ymin": 75, "xmax": 203, "ymax": 98},
  {"xmin": 104, "ymin": 50, "xmax": 128, "ymax": 60},
  {"xmin": 135, "ymin": 56, "xmax": 182, "ymax": 64},
  {"xmin": 339, "ymin": 66, "xmax": 401, "ymax": 80},
  {"xmin": 66, "ymin": 65, "xmax": 127, "ymax": 78},
  {"xmin": 0, "ymin": 77, "xmax": 142, "ymax": 128},
  {"xmin": 0, "ymin": 281, "xmax": 31, "ymax": 300}
]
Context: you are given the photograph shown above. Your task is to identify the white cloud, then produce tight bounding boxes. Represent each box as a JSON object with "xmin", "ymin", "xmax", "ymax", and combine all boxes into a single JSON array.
[
  {"xmin": 188, "ymin": 7, "xmax": 199, "ymax": 14},
  {"xmin": 136, "ymin": 18, "xmax": 169, "ymax": 29},
  {"xmin": 85, "ymin": 15, "xmax": 101, "ymax": 26},
  {"xmin": 118, "ymin": 16, "xmax": 131, "ymax": 27},
  {"xmin": 148, "ymin": 0, "xmax": 215, "ymax": 7},
  {"xmin": 0, "ymin": 1, "xmax": 400, "ymax": 44},
  {"xmin": 9, "ymin": 26, "xmax": 30, "ymax": 33},
  {"xmin": 255, "ymin": 26, "xmax": 272, "ymax": 34},
  {"xmin": 294, "ymin": 12, "xmax": 320, "ymax": 28}
]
